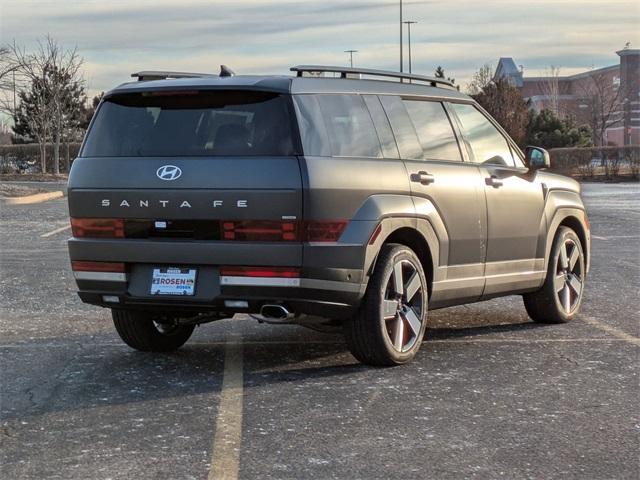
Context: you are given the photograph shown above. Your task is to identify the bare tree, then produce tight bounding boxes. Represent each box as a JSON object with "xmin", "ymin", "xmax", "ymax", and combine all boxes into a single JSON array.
[
  {"xmin": 0, "ymin": 45, "xmax": 20, "ymax": 118},
  {"xmin": 581, "ymin": 71, "xmax": 621, "ymax": 146},
  {"xmin": 472, "ymin": 78, "xmax": 529, "ymax": 146},
  {"xmin": 541, "ymin": 65, "xmax": 562, "ymax": 117},
  {"xmin": 7, "ymin": 36, "xmax": 84, "ymax": 173},
  {"xmin": 465, "ymin": 63, "xmax": 493, "ymax": 96}
]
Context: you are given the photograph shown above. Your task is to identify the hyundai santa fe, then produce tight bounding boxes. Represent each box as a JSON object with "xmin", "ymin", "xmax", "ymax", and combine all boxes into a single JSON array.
[{"xmin": 67, "ymin": 65, "xmax": 590, "ymax": 366}]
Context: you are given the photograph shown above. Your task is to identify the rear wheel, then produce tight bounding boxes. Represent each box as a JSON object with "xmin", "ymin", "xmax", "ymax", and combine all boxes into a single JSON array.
[
  {"xmin": 344, "ymin": 244, "xmax": 428, "ymax": 366},
  {"xmin": 523, "ymin": 226, "xmax": 586, "ymax": 323},
  {"xmin": 112, "ymin": 309, "xmax": 195, "ymax": 352}
]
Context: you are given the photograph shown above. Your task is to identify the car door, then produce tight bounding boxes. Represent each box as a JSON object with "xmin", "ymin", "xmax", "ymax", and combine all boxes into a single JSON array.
[
  {"xmin": 448, "ymin": 102, "xmax": 546, "ymax": 295},
  {"xmin": 379, "ymin": 95, "xmax": 487, "ymax": 304}
]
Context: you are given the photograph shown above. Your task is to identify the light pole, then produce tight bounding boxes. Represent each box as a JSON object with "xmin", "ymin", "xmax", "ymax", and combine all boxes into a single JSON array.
[
  {"xmin": 399, "ymin": 0, "xmax": 403, "ymax": 73},
  {"xmin": 344, "ymin": 50, "xmax": 358, "ymax": 68},
  {"xmin": 403, "ymin": 21, "xmax": 417, "ymax": 74},
  {"xmin": 12, "ymin": 69, "xmax": 16, "ymax": 114}
]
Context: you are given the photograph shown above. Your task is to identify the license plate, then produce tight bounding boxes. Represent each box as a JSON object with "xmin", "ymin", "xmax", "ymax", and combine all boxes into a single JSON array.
[{"xmin": 150, "ymin": 267, "xmax": 197, "ymax": 296}]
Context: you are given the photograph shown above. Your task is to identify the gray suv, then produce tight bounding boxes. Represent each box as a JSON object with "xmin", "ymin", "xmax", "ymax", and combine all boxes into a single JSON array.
[{"xmin": 67, "ymin": 65, "xmax": 590, "ymax": 366}]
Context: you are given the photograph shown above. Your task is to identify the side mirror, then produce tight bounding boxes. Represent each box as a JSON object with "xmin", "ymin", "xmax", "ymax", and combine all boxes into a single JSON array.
[{"xmin": 525, "ymin": 146, "xmax": 550, "ymax": 170}]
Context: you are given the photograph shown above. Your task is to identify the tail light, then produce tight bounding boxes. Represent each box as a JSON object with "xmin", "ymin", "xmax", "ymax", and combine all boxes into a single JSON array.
[
  {"xmin": 70, "ymin": 217, "xmax": 347, "ymax": 242},
  {"xmin": 220, "ymin": 266, "xmax": 300, "ymax": 278},
  {"xmin": 71, "ymin": 218, "xmax": 124, "ymax": 238},
  {"xmin": 71, "ymin": 261, "xmax": 126, "ymax": 272},
  {"xmin": 304, "ymin": 221, "xmax": 348, "ymax": 242},
  {"xmin": 222, "ymin": 220, "xmax": 298, "ymax": 241}
]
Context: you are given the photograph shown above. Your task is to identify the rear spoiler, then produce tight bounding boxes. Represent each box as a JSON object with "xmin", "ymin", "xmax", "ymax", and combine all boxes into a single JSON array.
[{"xmin": 131, "ymin": 65, "xmax": 236, "ymax": 81}]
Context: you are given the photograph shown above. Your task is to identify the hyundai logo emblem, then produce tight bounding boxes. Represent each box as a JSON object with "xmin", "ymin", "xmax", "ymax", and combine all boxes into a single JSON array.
[{"xmin": 156, "ymin": 165, "xmax": 182, "ymax": 181}]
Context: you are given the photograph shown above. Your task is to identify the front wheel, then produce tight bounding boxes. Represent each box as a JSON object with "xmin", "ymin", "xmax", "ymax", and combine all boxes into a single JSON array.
[
  {"xmin": 523, "ymin": 226, "xmax": 586, "ymax": 323},
  {"xmin": 344, "ymin": 244, "xmax": 428, "ymax": 366},
  {"xmin": 112, "ymin": 309, "xmax": 195, "ymax": 352}
]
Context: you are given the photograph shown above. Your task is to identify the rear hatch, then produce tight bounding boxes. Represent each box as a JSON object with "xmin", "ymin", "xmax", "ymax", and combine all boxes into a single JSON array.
[{"xmin": 68, "ymin": 89, "xmax": 303, "ymax": 266}]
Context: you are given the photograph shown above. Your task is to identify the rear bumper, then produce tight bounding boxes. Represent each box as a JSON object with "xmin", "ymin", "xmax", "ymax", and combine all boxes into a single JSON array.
[
  {"xmin": 69, "ymin": 237, "xmax": 367, "ymax": 318},
  {"xmin": 75, "ymin": 276, "xmax": 365, "ymax": 319}
]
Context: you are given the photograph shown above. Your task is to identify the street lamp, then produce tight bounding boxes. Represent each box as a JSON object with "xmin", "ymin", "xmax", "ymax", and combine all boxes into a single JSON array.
[
  {"xmin": 344, "ymin": 50, "xmax": 358, "ymax": 68},
  {"xmin": 403, "ymin": 20, "xmax": 417, "ymax": 74},
  {"xmin": 399, "ymin": 0, "xmax": 403, "ymax": 73}
]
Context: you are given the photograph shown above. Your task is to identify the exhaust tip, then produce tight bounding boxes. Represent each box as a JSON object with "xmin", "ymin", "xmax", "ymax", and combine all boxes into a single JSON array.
[{"xmin": 260, "ymin": 304, "xmax": 291, "ymax": 320}]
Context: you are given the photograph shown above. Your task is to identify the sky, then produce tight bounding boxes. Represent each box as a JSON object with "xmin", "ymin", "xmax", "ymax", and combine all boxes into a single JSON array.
[{"xmin": 1, "ymin": 0, "xmax": 639, "ymax": 99}]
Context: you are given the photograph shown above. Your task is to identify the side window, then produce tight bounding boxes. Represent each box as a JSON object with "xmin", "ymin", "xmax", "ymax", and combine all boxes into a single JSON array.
[
  {"xmin": 379, "ymin": 95, "xmax": 423, "ymax": 160},
  {"xmin": 403, "ymin": 100, "xmax": 462, "ymax": 162},
  {"xmin": 316, "ymin": 94, "xmax": 382, "ymax": 158},
  {"xmin": 363, "ymin": 95, "xmax": 399, "ymax": 159},
  {"xmin": 293, "ymin": 95, "xmax": 331, "ymax": 157},
  {"xmin": 450, "ymin": 103, "xmax": 515, "ymax": 167}
]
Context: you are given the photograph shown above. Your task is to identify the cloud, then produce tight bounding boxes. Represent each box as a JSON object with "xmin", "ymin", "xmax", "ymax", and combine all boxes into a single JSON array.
[{"xmin": 1, "ymin": 0, "xmax": 639, "ymax": 96}]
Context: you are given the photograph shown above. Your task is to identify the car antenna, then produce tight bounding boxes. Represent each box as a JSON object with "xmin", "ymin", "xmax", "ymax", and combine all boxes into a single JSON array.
[{"xmin": 219, "ymin": 65, "xmax": 236, "ymax": 77}]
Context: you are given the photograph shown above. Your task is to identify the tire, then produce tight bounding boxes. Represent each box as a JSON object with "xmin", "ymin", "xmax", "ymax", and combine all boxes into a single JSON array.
[
  {"xmin": 344, "ymin": 244, "xmax": 428, "ymax": 366},
  {"xmin": 523, "ymin": 226, "xmax": 586, "ymax": 323},
  {"xmin": 112, "ymin": 309, "xmax": 195, "ymax": 352}
]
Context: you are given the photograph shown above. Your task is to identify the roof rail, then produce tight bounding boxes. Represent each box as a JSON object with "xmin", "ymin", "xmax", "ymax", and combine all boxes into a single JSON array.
[
  {"xmin": 290, "ymin": 65, "xmax": 456, "ymax": 89},
  {"xmin": 131, "ymin": 71, "xmax": 217, "ymax": 81}
]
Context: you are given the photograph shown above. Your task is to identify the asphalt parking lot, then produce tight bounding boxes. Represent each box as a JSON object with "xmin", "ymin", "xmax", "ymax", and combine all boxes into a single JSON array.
[{"xmin": 1, "ymin": 182, "xmax": 638, "ymax": 480}]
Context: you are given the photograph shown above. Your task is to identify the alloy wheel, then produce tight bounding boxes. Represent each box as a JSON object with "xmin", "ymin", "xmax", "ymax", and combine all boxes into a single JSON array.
[
  {"xmin": 382, "ymin": 259, "xmax": 425, "ymax": 352},
  {"xmin": 554, "ymin": 238, "xmax": 584, "ymax": 314}
]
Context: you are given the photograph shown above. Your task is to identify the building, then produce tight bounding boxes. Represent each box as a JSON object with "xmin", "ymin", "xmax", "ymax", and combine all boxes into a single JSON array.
[{"xmin": 495, "ymin": 47, "xmax": 640, "ymax": 146}]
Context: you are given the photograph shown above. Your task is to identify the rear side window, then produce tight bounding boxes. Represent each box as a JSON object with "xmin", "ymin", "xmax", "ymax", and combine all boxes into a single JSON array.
[
  {"xmin": 378, "ymin": 96, "xmax": 423, "ymax": 160},
  {"xmin": 293, "ymin": 95, "xmax": 331, "ymax": 157},
  {"xmin": 82, "ymin": 91, "xmax": 296, "ymax": 157},
  {"xmin": 403, "ymin": 100, "xmax": 461, "ymax": 162},
  {"xmin": 363, "ymin": 95, "xmax": 399, "ymax": 159},
  {"xmin": 316, "ymin": 95, "xmax": 382, "ymax": 158},
  {"xmin": 449, "ymin": 103, "xmax": 515, "ymax": 167},
  {"xmin": 294, "ymin": 94, "xmax": 386, "ymax": 158}
]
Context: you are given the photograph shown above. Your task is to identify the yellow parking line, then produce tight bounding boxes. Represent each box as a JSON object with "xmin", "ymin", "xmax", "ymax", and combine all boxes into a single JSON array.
[
  {"xmin": 209, "ymin": 334, "xmax": 244, "ymax": 480},
  {"xmin": 40, "ymin": 224, "xmax": 71, "ymax": 238},
  {"xmin": 6, "ymin": 191, "xmax": 64, "ymax": 205},
  {"xmin": 581, "ymin": 316, "xmax": 640, "ymax": 346}
]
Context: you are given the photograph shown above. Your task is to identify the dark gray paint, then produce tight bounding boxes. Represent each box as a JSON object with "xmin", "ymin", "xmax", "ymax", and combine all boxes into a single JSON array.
[{"xmin": 68, "ymin": 72, "xmax": 589, "ymax": 318}]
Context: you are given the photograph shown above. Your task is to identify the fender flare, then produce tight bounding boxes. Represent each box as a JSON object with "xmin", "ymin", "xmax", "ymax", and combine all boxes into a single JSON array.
[
  {"xmin": 350, "ymin": 195, "xmax": 448, "ymax": 285},
  {"xmin": 543, "ymin": 206, "xmax": 590, "ymax": 273}
]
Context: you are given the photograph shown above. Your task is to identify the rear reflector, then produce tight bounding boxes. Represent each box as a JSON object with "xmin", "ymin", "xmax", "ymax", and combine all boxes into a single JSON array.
[
  {"xmin": 222, "ymin": 220, "xmax": 298, "ymax": 241},
  {"xmin": 368, "ymin": 224, "xmax": 382, "ymax": 245},
  {"xmin": 224, "ymin": 300, "xmax": 249, "ymax": 309},
  {"xmin": 219, "ymin": 266, "xmax": 300, "ymax": 278},
  {"xmin": 305, "ymin": 221, "xmax": 348, "ymax": 242},
  {"xmin": 71, "ymin": 218, "xmax": 124, "ymax": 238},
  {"xmin": 71, "ymin": 261, "xmax": 126, "ymax": 273}
]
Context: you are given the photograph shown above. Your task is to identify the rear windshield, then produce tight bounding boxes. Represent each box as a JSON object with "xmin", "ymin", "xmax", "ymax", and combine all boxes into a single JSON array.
[{"xmin": 81, "ymin": 90, "xmax": 297, "ymax": 157}]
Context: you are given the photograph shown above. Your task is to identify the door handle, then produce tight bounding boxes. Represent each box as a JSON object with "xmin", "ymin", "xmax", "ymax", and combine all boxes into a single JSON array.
[
  {"xmin": 485, "ymin": 175, "xmax": 503, "ymax": 188},
  {"xmin": 411, "ymin": 171, "xmax": 435, "ymax": 185}
]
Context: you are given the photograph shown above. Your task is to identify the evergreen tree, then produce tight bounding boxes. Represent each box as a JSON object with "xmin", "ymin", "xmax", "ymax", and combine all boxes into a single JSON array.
[
  {"xmin": 11, "ymin": 65, "xmax": 86, "ymax": 167},
  {"xmin": 526, "ymin": 109, "xmax": 592, "ymax": 149},
  {"xmin": 12, "ymin": 78, "xmax": 48, "ymax": 145},
  {"xmin": 434, "ymin": 66, "xmax": 457, "ymax": 88}
]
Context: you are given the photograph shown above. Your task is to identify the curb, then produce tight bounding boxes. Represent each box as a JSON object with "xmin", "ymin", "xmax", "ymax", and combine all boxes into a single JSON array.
[{"xmin": 2, "ymin": 191, "xmax": 65, "ymax": 205}]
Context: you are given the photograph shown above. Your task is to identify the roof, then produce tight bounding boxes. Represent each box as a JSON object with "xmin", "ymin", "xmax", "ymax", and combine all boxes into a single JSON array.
[
  {"xmin": 495, "ymin": 57, "xmax": 523, "ymax": 87},
  {"xmin": 105, "ymin": 71, "xmax": 470, "ymax": 101},
  {"xmin": 523, "ymin": 64, "xmax": 619, "ymax": 83}
]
